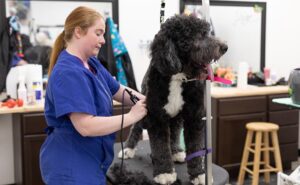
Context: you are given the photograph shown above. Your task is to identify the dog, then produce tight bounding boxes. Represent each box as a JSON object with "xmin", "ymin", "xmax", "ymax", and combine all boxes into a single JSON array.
[{"xmin": 118, "ymin": 15, "xmax": 228, "ymax": 185}]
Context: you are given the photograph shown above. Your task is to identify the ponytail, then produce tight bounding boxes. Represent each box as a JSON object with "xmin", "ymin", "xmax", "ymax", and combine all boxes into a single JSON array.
[{"xmin": 48, "ymin": 31, "xmax": 65, "ymax": 77}]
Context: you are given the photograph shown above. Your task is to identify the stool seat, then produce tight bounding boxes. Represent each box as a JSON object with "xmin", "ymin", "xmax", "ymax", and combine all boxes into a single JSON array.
[{"xmin": 246, "ymin": 122, "xmax": 279, "ymax": 131}]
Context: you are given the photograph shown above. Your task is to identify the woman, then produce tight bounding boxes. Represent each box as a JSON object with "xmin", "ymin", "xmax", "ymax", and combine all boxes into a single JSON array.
[{"xmin": 40, "ymin": 6, "xmax": 147, "ymax": 185}]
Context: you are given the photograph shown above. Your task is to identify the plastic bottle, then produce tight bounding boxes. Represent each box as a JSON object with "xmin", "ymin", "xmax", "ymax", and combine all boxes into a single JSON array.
[
  {"xmin": 17, "ymin": 77, "xmax": 27, "ymax": 105},
  {"xmin": 237, "ymin": 62, "xmax": 249, "ymax": 88},
  {"xmin": 33, "ymin": 81, "xmax": 43, "ymax": 104},
  {"xmin": 27, "ymin": 88, "xmax": 36, "ymax": 105}
]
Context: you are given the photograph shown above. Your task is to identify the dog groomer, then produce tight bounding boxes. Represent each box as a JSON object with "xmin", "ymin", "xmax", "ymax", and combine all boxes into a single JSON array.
[{"xmin": 39, "ymin": 6, "xmax": 147, "ymax": 185}]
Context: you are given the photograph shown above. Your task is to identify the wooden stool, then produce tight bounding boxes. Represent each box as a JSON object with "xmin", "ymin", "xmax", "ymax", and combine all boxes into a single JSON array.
[{"xmin": 237, "ymin": 122, "xmax": 283, "ymax": 185}]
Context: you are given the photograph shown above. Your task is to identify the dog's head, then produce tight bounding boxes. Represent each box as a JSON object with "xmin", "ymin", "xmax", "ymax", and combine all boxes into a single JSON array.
[{"xmin": 150, "ymin": 15, "xmax": 228, "ymax": 79}]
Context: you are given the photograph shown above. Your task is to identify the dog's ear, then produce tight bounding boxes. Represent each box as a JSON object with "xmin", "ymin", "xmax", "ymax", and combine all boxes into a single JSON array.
[{"xmin": 151, "ymin": 38, "xmax": 182, "ymax": 75}]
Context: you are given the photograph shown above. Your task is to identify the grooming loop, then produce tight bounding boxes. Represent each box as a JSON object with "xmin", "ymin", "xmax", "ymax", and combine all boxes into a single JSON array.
[{"xmin": 185, "ymin": 148, "xmax": 212, "ymax": 161}]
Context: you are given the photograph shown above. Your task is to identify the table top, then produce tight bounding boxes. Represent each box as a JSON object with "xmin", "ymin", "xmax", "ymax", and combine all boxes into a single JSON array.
[
  {"xmin": 107, "ymin": 140, "xmax": 229, "ymax": 185},
  {"xmin": 272, "ymin": 97, "xmax": 300, "ymax": 108},
  {"xmin": 212, "ymin": 85, "xmax": 288, "ymax": 98}
]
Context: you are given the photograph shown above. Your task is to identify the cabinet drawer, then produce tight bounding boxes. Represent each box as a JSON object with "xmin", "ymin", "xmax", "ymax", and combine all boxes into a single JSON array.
[
  {"xmin": 22, "ymin": 113, "xmax": 47, "ymax": 135},
  {"xmin": 269, "ymin": 110, "xmax": 299, "ymax": 126},
  {"xmin": 278, "ymin": 125, "xmax": 299, "ymax": 144},
  {"xmin": 268, "ymin": 94, "xmax": 292, "ymax": 111},
  {"xmin": 218, "ymin": 96, "xmax": 266, "ymax": 116}
]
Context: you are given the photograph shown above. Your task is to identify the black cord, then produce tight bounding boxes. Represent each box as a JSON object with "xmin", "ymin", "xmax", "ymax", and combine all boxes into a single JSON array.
[
  {"xmin": 120, "ymin": 89, "xmax": 139, "ymax": 174},
  {"xmin": 120, "ymin": 89, "xmax": 126, "ymax": 174}
]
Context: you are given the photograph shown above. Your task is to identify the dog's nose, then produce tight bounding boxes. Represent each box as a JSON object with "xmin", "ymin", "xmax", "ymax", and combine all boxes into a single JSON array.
[{"xmin": 220, "ymin": 44, "xmax": 228, "ymax": 54}]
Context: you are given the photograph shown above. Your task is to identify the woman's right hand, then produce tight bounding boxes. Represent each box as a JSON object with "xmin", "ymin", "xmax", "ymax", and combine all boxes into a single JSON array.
[{"xmin": 128, "ymin": 99, "xmax": 147, "ymax": 123}]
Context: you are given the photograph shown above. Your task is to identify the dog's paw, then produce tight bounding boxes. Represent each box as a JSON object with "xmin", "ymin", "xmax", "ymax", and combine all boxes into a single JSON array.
[
  {"xmin": 172, "ymin": 151, "xmax": 186, "ymax": 163},
  {"xmin": 117, "ymin": 148, "xmax": 136, "ymax": 159},
  {"xmin": 191, "ymin": 174, "xmax": 213, "ymax": 185},
  {"xmin": 153, "ymin": 172, "xmax": 177, "ymax": 185}
]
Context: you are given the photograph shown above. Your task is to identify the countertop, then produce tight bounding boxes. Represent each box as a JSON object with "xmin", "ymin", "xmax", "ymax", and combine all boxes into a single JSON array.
[
  {"xmin": 0, "ymin": 85, "xmax": 289, "ymax": 114},
  {"xmin": 211, "ymin": 85, "xmax": 288, "ymax": 98},
  {"xmin": 0, "ymin": 104, "xmax": 44, "ymax": 115}
]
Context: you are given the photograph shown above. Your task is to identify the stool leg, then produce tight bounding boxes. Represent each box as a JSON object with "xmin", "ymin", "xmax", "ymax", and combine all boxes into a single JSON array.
[
  {"xmin": 263, "ymin": 131, "xmax": 270, "ymax": 183},
  {"xmin": 237, "ymin": 130, "xmax": 253, "ymax": 185},
  {"xmin": 271, "ymin": 131, "xmax": 283, "ymax": 172},
  {"xmin": 252, "ymin": 131, "xmax": 262, "ymax": 185}
]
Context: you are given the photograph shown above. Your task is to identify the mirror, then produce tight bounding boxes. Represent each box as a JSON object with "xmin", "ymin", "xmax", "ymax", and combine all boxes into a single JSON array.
[
  {"xmin": 0, "ymin": 0, "xmax": 119, "ymax": 93},
  {"xmin": 180, "ymin": 0, "xmax": 266, "ymax": 72},
  {"xmin": 5, "ymin": 0, "xmax": 118, "ymax": 45}
]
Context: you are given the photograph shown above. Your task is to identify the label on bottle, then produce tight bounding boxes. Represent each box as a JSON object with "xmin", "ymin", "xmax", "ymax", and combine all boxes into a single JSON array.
[{"xmin": 32, "ymin": 81, "xmax": 43, "ymax": 103}]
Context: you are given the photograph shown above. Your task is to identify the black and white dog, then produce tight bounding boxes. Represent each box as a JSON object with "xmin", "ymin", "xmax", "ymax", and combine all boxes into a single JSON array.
[{"xmin": 118, "ymin": 15, "xmax": 228, "ymax": 185}]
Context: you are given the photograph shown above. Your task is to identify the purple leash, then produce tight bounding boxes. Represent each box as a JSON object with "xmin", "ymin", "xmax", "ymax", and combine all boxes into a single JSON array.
[{"xmin": 185, "ymin": 148, "xmax": 212, "ymax": 161}]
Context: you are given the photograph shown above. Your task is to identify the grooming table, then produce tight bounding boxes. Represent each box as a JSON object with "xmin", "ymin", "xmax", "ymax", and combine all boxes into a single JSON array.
[{"xmin": 107, "ymin": 140, "xmax": 229, "ymax": 185}]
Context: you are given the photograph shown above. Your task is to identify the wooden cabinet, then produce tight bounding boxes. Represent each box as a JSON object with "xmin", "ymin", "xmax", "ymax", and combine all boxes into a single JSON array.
[
  {"xmin": 268, "ymin": 94, "xmax": 299, "ymax": 169},
  {"xmin": 12, "ymin": 104, "xmax": 131, "ymax": 185},
  {"xmin": 13, "ymin": 113, "xmax": 46, "ymax": 185},
  {"xmin": 212, "ymin": 94, "xmax": 299, "ymax": 178}
]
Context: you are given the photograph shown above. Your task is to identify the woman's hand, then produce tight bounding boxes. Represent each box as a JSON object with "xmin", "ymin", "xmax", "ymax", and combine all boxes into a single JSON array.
[
  {"xmin": 113, "ymin": 86, "xmax": 146, "ymax": 106},
  {"xmin": 128, "ymin": 99, "xmax": 147, "ymax": 123}
]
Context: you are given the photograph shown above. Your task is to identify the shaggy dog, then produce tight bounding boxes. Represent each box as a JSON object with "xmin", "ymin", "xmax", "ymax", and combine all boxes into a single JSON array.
[{"xmin": 118, "ymin": 15, "xmax": 228, "ymax": 185}]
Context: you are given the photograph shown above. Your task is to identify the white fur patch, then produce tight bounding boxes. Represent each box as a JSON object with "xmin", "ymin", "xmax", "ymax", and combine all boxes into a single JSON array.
[
  {"xmin": 172, "ymin": 151, "xmax": 186, "ymax": 163},
  {"xmin": 191, "ymin": 174, "xmax": 214, "ymax": 185},
  {"xmin": 154, "ymin": 172, "xmax": 177, "ymax": 185},
  {"xmin": 163, "ymin": 73, "xmax": 186, "ymax": 117},
  {"xmin": 118, "ymin": 148, "xmax": 136, "ymax": 159}
]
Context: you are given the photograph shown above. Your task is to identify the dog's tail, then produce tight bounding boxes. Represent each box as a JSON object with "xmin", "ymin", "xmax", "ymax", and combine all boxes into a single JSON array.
[{"xmin": 109, "ymin": 163, "xmax": 182, "ymax": 185}]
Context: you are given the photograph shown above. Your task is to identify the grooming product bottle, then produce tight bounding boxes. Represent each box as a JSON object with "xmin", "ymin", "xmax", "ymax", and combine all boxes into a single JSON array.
[
  {"xmin": 264, "ymin": 67, "xmax": 272, "ymax": 85},
  {"xmin": 17, "ymin": 77, "xmax": 27, "ymax": 105},
  {"xmin": 27, "ymin": 88, "xmax": 36, "ymax": 105},
  {"xmin": 32, "ymin": 81, "xmax": 43, "ymax": 104},
  {"xmin": 237, "ymin": 62, "xmax": 249, "ymax": 88}
]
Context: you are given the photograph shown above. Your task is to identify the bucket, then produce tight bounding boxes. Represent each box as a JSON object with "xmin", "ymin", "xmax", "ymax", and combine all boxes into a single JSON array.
[{"xmin": 288, "ymin": 68, "xmax": 300, "ymax": 104}]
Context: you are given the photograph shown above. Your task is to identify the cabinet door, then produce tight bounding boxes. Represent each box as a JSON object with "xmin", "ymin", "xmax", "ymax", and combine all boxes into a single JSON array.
[
  {"xmin": 23, "ymin": 135, "xmax": 46, "ymax": 185},
  {"xmin": 218, "ymin": 96, "xmax": 266, "ymax": 116},
  {"xmin": 217, "ymin": 113, "xmax": 266, "ymax": 174},
  {"xmin": 113, "ymin": 105, "xmax": 132, "ymax": 142}
]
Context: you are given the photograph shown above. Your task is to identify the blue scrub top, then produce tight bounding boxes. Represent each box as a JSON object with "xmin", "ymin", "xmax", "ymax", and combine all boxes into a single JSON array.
[{"xmin": 40, "ymin": 50, "xmax": 120, "ymax": 185}]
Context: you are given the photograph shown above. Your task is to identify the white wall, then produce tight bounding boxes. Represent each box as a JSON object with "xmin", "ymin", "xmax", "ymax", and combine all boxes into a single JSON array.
[
  {"xmin": 119, "ymin": 0, "xmax": 300, "ymax": 90},
  {"xmin": 119, "ymin": 0, "xmax": 179, "ymax": 91},
  {"xmin": 264, "ymin": 0, "xmax": 300, "ymax": 80},
  {"xmin": 0, "ymin": 115, "xmax": 14, "ymax": 185}
]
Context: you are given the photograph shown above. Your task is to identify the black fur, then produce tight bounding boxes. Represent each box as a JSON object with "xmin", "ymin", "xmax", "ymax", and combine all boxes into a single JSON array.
[
  {"xmin": 110, "ymin": 163, "xmax": 183, "ymax": 185},
  {"xmin": 122, "ymin": 15, "xmax": 227, "ymax": 184}
]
